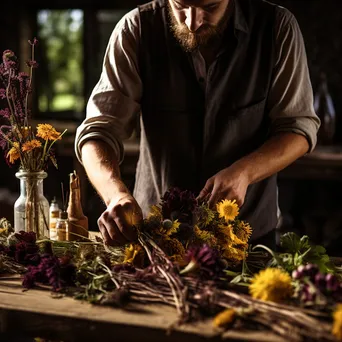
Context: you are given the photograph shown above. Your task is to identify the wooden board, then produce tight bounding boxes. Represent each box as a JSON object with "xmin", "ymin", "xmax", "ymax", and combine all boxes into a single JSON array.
[{"xmin": 0, "ymin": 275, "xmax": 284, "ymax": 342}]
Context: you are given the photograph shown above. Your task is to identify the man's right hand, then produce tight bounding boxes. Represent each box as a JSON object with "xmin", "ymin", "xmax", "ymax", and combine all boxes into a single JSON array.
[{"xmin": 97, "ymin": 192, "xmax": 143, "ymax": 246}]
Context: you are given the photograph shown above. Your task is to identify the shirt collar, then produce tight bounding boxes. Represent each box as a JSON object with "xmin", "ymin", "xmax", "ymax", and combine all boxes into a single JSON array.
[{"xmin": 232, "ymin": 0, "xmax": 249, "ymax": 35}]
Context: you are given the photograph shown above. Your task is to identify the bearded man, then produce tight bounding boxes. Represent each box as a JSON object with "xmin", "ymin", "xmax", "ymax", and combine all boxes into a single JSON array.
[{"xmin": 75, "ymin": 0, "xmax": 320, "ymax": 248}]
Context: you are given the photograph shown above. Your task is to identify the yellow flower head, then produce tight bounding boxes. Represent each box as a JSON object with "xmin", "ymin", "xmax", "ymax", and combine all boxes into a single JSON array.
[
  {"xmin": 223, "ymin": 246, "xmax": 246, "ymax": 262},
  {"xmin": 235, "ymin": 221, "xmax": 252, "ymax": 243},
  {"xmin": 332, "ymin": 304, "xmax": 342, "ymax": 340},
  {"xmin": 22, "ymin": 139, "xmax": 42, "ymax": 152},
  {"xmin": 123, "ymin": 243, "xmax": 144, "ymax": 266},
  {"xmin": 213, "ymin": 308, "xmax": 236, "ymax": 328},
  {"xmin": 217, "ymin": 199, "xmax": 239, "ymax": 222},
  {"xmin": 36, "ymin": 124, "xmax": 61, "ymax": 141},
  {"xmin": 249, "ymin": 268, "xmax": 292, "ymax": 303},
  {"xmin": 7, "ymin": 142, "xmax": 20, "ymax": 164}
]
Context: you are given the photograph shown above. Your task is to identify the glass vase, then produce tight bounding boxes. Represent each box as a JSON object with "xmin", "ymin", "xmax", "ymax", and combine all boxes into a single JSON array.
[{"xmin": 14, "ymin": 170, "xmax": 50, "ymax": 238}]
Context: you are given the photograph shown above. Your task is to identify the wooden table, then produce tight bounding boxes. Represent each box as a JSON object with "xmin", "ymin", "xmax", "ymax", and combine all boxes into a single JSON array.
[{"xmin": 0, "ymin": 275, "xmax": 284, "ymax": 342}]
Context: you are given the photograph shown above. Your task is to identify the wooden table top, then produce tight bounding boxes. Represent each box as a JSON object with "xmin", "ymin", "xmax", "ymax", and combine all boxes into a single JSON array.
[{"xmin": 0, "ymin": 275, "xmax": 284, "ymax": 342}]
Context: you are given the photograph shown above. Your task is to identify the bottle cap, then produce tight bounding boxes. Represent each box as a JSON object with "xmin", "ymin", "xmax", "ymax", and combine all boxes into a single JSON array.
[
  {"xmin": 51, "ymin": 196, "xmax": 57, "ymax": 204},
  {"xmin": 59, "ymin": 211, "xmax": 68, "ymax": 220}
]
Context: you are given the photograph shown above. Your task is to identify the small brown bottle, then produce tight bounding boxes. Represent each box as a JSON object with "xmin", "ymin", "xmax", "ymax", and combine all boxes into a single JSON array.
[
  {"xmin": 56, "ymin": 210, "xmax": 68, "ymax": 241},
  {"xmin": 67, "ymin": 171, "xmax": 88, "ymax": 241}
]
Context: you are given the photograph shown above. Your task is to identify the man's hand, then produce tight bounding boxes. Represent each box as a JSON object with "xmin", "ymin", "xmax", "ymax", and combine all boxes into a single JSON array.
[
  {"xmin": 197, "ymin": 165, "xmax": 250, "ymax": 208},
  {"xmin": 97, "ymin": 192, "xmax": 143, "ymax": 246}
]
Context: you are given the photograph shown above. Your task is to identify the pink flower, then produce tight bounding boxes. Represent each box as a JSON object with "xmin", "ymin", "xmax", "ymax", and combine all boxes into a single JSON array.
[
  {"xmin": 0, "ymin": 88, "xmax": 6, "ymax": 99},
  {"xmin": 28, "ymin": 38, "xmax": 38, "ymax": 46}
]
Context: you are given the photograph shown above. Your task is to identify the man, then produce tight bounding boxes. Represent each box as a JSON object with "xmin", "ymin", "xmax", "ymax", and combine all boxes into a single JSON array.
[{"xmin": 75, "ymin": 0, "xmax": 320, "ymax": 247}]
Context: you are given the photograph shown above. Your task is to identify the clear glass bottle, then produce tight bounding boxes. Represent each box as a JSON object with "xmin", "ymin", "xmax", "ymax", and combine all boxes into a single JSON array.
[
  {"xmin": 49, "ymin": 197, "xmax": 60, "ymax": 241},
  {"xmin": 314, "ymin": 72, "xmax": 336, "ymax": 145},
  {"xmin": 14, "ymin": 170, "xmax": 50, "ymax": 238},
  {"xmin": 56, "ymin": 211, "xmax": 69, "ymax": 241}
]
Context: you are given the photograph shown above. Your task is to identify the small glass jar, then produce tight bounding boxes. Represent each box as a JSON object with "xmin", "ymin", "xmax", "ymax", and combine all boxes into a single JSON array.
[
  {"xmin": 14, "ymin": 170, "xmax": 50, "ymax": 238},
  {"xmin": 56, "ymin": 211, "xmax": 69, "ymax": 241}
]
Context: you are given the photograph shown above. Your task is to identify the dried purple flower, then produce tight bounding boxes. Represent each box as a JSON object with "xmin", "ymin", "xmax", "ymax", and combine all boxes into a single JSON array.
[
  {"xmin": 180, "ymin": 244, "xmax": 221, "ymax": 278},
  {"xmin": 161, "ymin": 187, "xmax": 197, "ymax": 223},
  {"xmin": 0, "ymin": 109, "xmax": 11, "ymax": 119},
  {"xmin": 0, "ymin": 88, "xmax": 6, "ymax": 99},
  {"xmin": 28, "ymin": 38, "xmax": 38, "ymax": 46},
  {"xmin": 23, "ymin": 254, "xmax": 61, "ymax": 291},
  {"xmin": 15, "ymin": 231, "xmax": 36, "ymax": 244},
  {"xmin": 26, "ymin": 60, "xmax": 39, "ymax": 69},
  {"xmin": 2, "ymin": 50, "xmax": 18, "ymax": 70}
]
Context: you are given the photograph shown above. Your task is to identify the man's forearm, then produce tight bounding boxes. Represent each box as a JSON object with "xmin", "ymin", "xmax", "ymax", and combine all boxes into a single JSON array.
[
  {"xmin": 81, "ymin": 140, "xmax": 130, "ymax": 206},
  {"xmin": 233, "ymin": 132, "xmax": 310, "ymax": 184}
]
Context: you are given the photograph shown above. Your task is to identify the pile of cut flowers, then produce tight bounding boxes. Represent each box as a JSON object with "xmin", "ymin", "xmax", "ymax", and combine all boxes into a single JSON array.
[{"xmin": 1, "ymin": 188, "xmax": 342, "ymax": 341}]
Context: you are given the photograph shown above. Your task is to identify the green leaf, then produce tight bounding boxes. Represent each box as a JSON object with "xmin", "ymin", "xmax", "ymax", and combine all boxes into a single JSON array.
[{"xmin": 280, "ymin": 232, "xmax": 310, "ymax": 253}]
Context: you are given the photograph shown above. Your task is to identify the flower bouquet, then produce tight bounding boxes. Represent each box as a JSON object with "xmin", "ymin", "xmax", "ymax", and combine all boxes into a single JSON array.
[
  {"xmin": 1, "ymin": 188, "xmax": 342, "ymax": 341},
  {"xmin": 0, "ymin": 39, "xmax": 66, "ymax": 237}
]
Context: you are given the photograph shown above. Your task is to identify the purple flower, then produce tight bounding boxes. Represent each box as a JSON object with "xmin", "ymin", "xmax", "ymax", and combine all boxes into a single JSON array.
[
  {"xmin": 15, "ymin": 231, "xmax": 37, "ymax": 244},
  {"xmin": 325, "ymin": 273, "xmax": 340, "ymax": 292},
  {"xmin": 0, "ymin": 109, "xmax": 11, "ymax": 119},
  {"xmin": 0, "ymin": 88, "xmax": 6, "ymax": 99},
  {"xmin": 26, "ymin": 60, "xmax": 39, "ymax": 68},
  {"xmin": 2, "ymin": 50, "xmax": 18, "ymax": 70},
  {"xmin": 22, "ymin": 254, "xmax": 76, "ymax": 291},
  {"xmin": 181, "ymin": 244, "xmax": 221, "ymax": 278},
  {"xmin": 161, "ymin": 187, "xmax": 197, "ymax": 223},
  {"xmin": 28, "ymin": 38, "xmax": 38, "ymax": 46}
]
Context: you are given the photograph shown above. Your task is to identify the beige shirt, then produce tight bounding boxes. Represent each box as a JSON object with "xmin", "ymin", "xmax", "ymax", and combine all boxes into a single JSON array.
[{"xmin": 75, "ymin": 3, "xmax": 320, "ymax": 164}]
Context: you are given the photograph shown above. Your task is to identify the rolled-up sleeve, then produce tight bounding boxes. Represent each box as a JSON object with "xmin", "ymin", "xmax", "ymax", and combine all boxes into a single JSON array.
[
  {"xmin": 75, "ymin": 8, "xmax": 142, "ymax": 164},
  {"xmin": 268, "ymin": 7, "xmax": 320, "ymax": 152}
]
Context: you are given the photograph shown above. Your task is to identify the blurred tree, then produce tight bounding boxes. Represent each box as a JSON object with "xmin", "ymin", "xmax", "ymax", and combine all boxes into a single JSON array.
[{"xmin": 37, "ymin": 10, "xmax": 84, "ymax": 114}]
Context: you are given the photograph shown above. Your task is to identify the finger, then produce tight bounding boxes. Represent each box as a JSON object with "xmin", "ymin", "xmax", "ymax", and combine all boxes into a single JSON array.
[
  {"xmin": 98, "ymin": 220, "xmax": 113, "ymax": 246},
  {"xmin": 197, "ymin": 182, "xmax": 213, "ymax": 201},
  {"xmin": 208, "ymin": 188, "xmax": 223, "ymax": 209},
  {"xmin": 106, "ymin": 216, "xmax": 129, "ymax": 245}
]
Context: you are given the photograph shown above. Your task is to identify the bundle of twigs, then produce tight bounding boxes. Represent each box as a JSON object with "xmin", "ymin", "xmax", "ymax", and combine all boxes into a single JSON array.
[
  {"xmin": 88, "ymin": 232, "xmax": 334, "ymax": 342},
  {"xmin": 0, "ymin": 229, "xmax": 336, "ymax": 342}
]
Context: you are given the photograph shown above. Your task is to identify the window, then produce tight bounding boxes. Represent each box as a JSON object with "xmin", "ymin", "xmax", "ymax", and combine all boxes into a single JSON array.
[{"xmin": 37, "ymin": 10, "xmax": 84, "ymax": 119}]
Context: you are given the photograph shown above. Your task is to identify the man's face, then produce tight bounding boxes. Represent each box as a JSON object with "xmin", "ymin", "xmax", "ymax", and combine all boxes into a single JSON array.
[{"xmin": 168, "ymin": 0, "xmax": 230, "ymax": 51}]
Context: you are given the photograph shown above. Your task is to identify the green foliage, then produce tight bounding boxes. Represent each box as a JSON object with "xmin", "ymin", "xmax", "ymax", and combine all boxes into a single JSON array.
[
  {"xmin": 254, "ymin": 232, "xmax": 334, "ymax": 274},
  {"xmin": 37, "ymin": 10, "xmax": 84, "ymax": 112}
]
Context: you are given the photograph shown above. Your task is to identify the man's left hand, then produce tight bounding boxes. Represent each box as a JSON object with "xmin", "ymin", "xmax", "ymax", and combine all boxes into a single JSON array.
[{"xmin": 197, "ymin": 165, "xmax": 250, "ymax": 208}]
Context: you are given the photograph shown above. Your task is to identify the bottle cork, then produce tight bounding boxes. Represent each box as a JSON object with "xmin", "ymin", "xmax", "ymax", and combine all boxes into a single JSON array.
[{"xmin": 67, "ymin": 170, "xmax": 88, "ymax": 241}]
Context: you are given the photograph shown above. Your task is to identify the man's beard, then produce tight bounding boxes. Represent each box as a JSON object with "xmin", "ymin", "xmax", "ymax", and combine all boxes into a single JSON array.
[{"xmin": 168, "ymin": 3, "xmax": 229, "ymax": 52}]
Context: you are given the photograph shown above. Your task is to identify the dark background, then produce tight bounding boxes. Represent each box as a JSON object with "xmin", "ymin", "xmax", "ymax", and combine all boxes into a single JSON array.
[{"xmin": 1, "ymin": 0, "xmax": 342, "ymax": 254}]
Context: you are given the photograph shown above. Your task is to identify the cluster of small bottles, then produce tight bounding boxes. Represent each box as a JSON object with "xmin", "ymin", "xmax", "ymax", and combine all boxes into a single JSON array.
[{"xmin": 49, "ymin": 171, "xmax": 88, "ymax": 241}]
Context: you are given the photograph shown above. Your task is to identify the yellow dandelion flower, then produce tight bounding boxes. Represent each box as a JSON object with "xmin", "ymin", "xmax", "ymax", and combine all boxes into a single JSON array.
[
  {"xmin": 213, "ymin": 308, "xmax": 236, "ymax": 328},
  {"xmin": 234, "ymin": 221, "xmax": 252, "ymax": 243},
  {"xmin": 123, "ymin": 243, "xmax": 144, "ymax": 266},
  {"xmin": 36, "ymin": 123, "xmax": 61, "ymax": 141},
  {"xmin": 218, "ymin": 224, "xmax": 246, "ymax": 249},
  {"xmin": 332, "ymin": 304, "xmax": 342, "ymax": 340},
  {"xmin": 22, "ymin": 139, "xmax": 42, "ymax": 152},
  {"xmin": 217, "ymin": 199, "xmax": 239, "ymax": 222},
  {"xmin": 7, "ymin": 142, "xmax": 20, "ymax": 164},
  {"xmin": 249, "ymin": 268, "xmax": 292, "ymax": 303}
]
